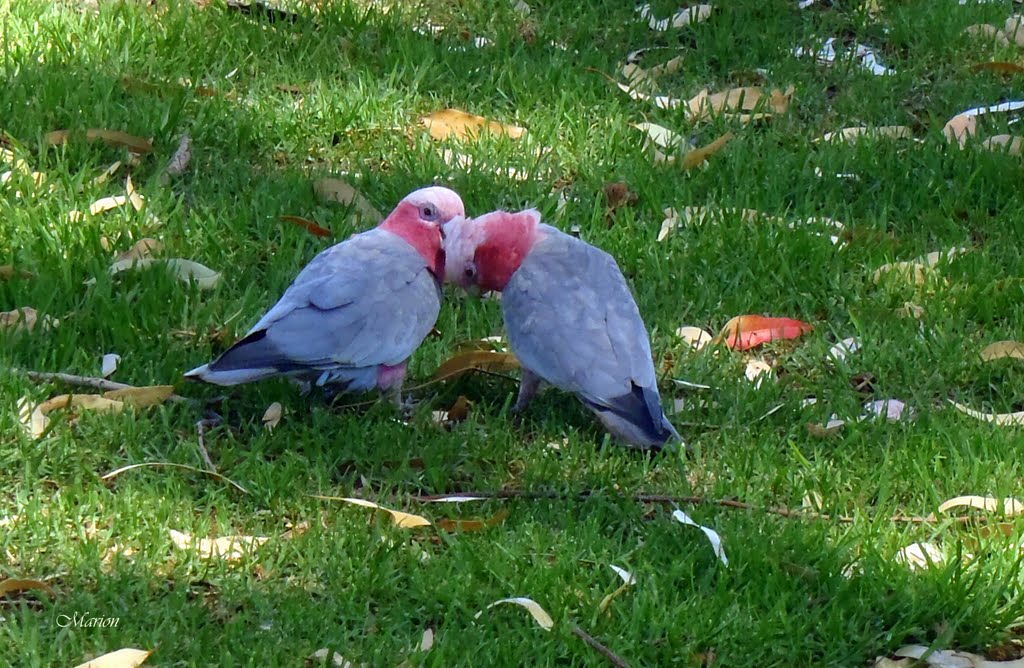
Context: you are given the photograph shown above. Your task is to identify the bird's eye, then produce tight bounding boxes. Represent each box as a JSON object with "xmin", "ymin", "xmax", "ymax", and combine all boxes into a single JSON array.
[
  {"xmin": 420, "ymin": 205, "xmax": 438, "ymax": 221},
  {"xmin": 464, "ymin": 266, "xmax": 476, "ymax": 278}
]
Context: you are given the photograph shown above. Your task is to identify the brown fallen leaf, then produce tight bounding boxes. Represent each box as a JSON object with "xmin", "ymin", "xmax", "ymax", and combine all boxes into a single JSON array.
[
  {"xmin": 680, "ymin": 132, "xmax": 734, "ymax": 169},
  {"xmin": 431, "ymin": 350, "xmax": 521, "ymax": 381},
  {"xmin": 445, "ymin": 395, "xmax": 472, "ymax": 423},
  {"xmin": 0, "ymin": 307, "xmax": 57, "ymax": 333},
  {"xmin": 0, "ymin": 578, "xmax": 55, "ymax": 597},
  {"xmin": 71, "ymin": 648, "xmax": 153, "ymax": 668},
  {"xmin": 980, "ymin": 134, "xmax": 1023, "ymax": 155},
  {"xmin": 964, "ymin": 23, "xmax": 1011, "ymax": 45},
  {"xmin": 89, "ymin": 195, "xmax": 129, "ymax": 216},
  {"xmin": 970, "ymin": 61, "xmax": 1024, "ymax": 75},
  {"xmin": 420, "ymin": 108, "xmax": 527, "ymax": 141},
  {"xmin": 46, "ymin": 129, "xmax": 153, "ymax": 154},
  {"xmin": 102, "ymin": 385, "xmax": 175, "ymax": 407},
  {"xmin": 312, "ymin": 179, "xmax": 381, "ymax": 221},
  {"xmin": 0, "ymin": 265, "xmax": 32, "ymax": 280},
  {"xmin": 324, "ymin": 497, "xmax": 432, "ymax": 528},
  {"xmin": 436, "ymin": 508, "xmax": 509, "ymax": 532},
  {"xmin": 169, "ymin": 529, "xmax": 268, "ymax": 561},
  {"xmin": 114, "ymin": 238, "xmax": 163, "ymax": 263},
  {"xmin": 280, "ymin": 215, "xmax": 332, "ymax": 237},
  {"xmin": 164, "ymin": 133, "xmax": 192, "ymax": 176},
  {"xmin": 980, "ymin": 340, "xmax": 1024, "ymax": 361},
  {"xmin": 687, "ymin": 85, "xmax": 793, "ymax": 123},
  {"xmin": 24, "ymin": 393, "xmax": 125, "ymax": 439},
  {"xmin": 602, "ymin": 182, "xmax": 637, "ymax": 211},
  {"xmin": 817, "ymin": 125, "xmax": 913, "ymax": 143}
]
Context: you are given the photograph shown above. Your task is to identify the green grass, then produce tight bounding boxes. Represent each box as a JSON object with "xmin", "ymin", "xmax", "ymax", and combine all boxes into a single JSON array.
[{"xmin": 2, "ymin": 0, "xmax": 1024, "ymax": 665}]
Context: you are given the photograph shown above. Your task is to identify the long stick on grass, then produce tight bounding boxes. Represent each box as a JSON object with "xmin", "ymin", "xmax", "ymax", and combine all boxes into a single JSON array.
[{"xmin": 412, "ymin": 490, "xmax": 977, "ymax": 525}]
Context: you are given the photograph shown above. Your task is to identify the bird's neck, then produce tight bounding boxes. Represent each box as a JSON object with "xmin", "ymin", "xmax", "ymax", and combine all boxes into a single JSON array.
[
  {"xmin": 476, "ymin": 217, "xmax": 541, "ymax": 292},
  {"xmin": 381, "ymin": 206, "xmax": 444, "ymax": 277}
]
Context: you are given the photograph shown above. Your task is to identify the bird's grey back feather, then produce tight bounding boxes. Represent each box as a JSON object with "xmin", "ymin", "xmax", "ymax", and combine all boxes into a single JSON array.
[
  {"xmin": 502, "ymin": 225, "xmax": 674, "ymax": 445},
  {"xmin": 204, "ymin": 228, "xmax": 440, "ymax": 386}
]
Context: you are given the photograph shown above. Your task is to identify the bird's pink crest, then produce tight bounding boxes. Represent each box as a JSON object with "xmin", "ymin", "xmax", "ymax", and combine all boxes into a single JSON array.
[
  {"xmin": 381, "ymin": 186, "xmax": 465, "ymax": 277},
  {"xmin": 467, "ymin": 209, "xmax": 541, "ymax": 292}
]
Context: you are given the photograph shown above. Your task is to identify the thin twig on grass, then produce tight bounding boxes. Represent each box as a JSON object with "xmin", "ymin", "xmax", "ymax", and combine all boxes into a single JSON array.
[
  {"xmin": 571, "ymin": 625, "xmax": 634, "ymax": 668},
  {"xmin": 102, "ymin": 462, "xmax": 248, "ymax": 494},
  {"xmin": 411, "ymin": 490, "xmax": 978, "ymax": 525},
  {"xmin": 16, "ymin": 369, "xmax": 194, "ymax": 405},
  {"xmin": 195, "ymin": 418, "xmax": 221, "ymax": 473}
]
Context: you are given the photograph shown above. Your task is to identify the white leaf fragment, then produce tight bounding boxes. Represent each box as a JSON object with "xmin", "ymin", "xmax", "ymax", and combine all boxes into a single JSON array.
[
  {"xmin": 795, "ymin": 37, "xmax": 894, "ymax": 75},
  {"xmin": 609, "ymin": 564, "xmax": 637, "ymax": 585},
  {"xmin": 476, "ymin": 597, "xmax": 554, "ymax": 631},
  {"xmin": 671, "ymin": 510, "xmax": 728, "ymax": 565},
  {"xmin": 637, "ymin": 3, "xmax": 713, "ymax": 30},
  {"xmin": 102, "ymin": 257, "xmax": 222, "ymax": 290},
  {"xmin": 949, "ymin": 400, "xmax": 1024, "ymax": 426},
  {"xmin": 262, "ymin": 402, "xmax": 283, "ymax": 431},
  {"xmin": 862, "ymin": 399, "xmax": 913, "ymax": 422},
  {"xmin": 937, "ymin": 495, "xmax": 1024, "ymax": 516},
  {"xmin": 895, "ymin": 543, "xmax": 944, "ymax": 570},
  {"xmin": 101, "ymin": 353, "xmax": 121, "ymax": 378},
  {"xmin": 827, "ymin": 337, "xmax": 861, "ymax": 363}
]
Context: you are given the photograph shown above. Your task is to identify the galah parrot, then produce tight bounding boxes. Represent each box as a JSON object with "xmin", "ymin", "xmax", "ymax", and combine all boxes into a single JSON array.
[
  {"xmin": 443, "ymin": 209, "xmax": 682, "ymax": 450},
  {"xmin": 185, "ymin": 186, "xmax": 465, "ymax": 405}
]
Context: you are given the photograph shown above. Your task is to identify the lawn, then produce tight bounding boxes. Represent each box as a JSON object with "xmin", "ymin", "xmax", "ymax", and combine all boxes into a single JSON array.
[{"xmin": 2, "ymin": 0, "xmax": 1024, "ymax": 666}]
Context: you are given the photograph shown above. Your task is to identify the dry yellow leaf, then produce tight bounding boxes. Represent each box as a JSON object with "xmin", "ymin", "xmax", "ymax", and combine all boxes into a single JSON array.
[
  {"xmin": 937, "ymin": 495, "xmax": 1024, "ymax": 516},
  {"xmin": 334, "ymin": 497, "xmax": 432, "ymax": 528},
  {"xmin": 1005, "ymin": 15, "xmax": 1024, "ymax": 46},
  {"xmin": 950, "ymin": 400, "xmax": 1024, "ymax": 427},
  {"xmin": 0, "ymin": 307, "xmax": 57, "ymax": 333},
  {"xmin": 432, "ymin": 350, "xmax": 521, "ymax": 381},
  {"xmin": 71, "ymin": 648, "xmax": 153, "ymax": 668},
  {"xmin": 980, "ymin": 134, "xmax": 1023, "ymax": 155},
  {"xmin": 680, "ymin": 132, "xmax": 734, "ymax": 169},
  {"xmin": 475, "ymin": 597, "xmax": 554, "ymax": 631},
  {"xmin": 262, "ymin": 402, "xmax": 283, "ymax": 431},
  {"xmin": 126, "ymin": 175, "xmax": 144, "ymax": 211},
  {"xmin": 90, "ymin": 161, "xmax": 122, "ymax": 187},
  {"xmin": 980, "ymin": 340, "xmax": 1024, "ymax": 362},
  {"xmin": 47, "ymin": 129, "xmax": 153, "ymax": 154},
  {"xmin": 312, "ymin": 179, "xmax": 381, "ymax": 221},
  {"xmin": 24, "ymin": 394, "xmax": 125, "ymax": 438},
  {"xmin": 0, "ymin": 578, "xmax": 55, "ymax": 596},
  {"xmin": 115, "ymin": 238, "xmax": 163, "ymax": 263},
  {"xmin": 102, "ymin": 385, "xmax": 175, "ymax": 407},
  {"xmin": 105, "ymin": 258, "xmax": 221, "ymax": 290},
  {"xmin": 964, "ymin": 23, "xmax": 1011, "ymax": 45},
  {"xmin": 169, "ymin": 529, "xmax": 269, "ymax": 561},
  {"xmin": 817, "ymin": 125, "xmax": 913, "ymax": 143},
  {"xmin": 420, "ymin": 109, "xmax": 526, "ymax": 141},
  {"xmin": 676, "ymin": 325, "xmax": 713, "ymax": 350},
  {"xmin": 687, "ymin": 85, "xmax": 792, "ymax": 123},
  {"xmin": 89, "ymin": 195, "xmax": 129, "ymax": 216}
]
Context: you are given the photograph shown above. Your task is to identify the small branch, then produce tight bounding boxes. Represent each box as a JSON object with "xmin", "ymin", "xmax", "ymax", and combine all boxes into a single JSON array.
[
  {"xmin": 411, "ymin": 490, "xmax": 978, "ymax": 525},
  {"xmin": 195, "ymin": 418, "xmax": 220, "ymax": 473},
  {"xmin": 571, "ymin": 624, "xmax": 633, "ymax": 668},
  {"xmin": 17, "ymin": 369, "xmax": 194, "ymax": 405}
]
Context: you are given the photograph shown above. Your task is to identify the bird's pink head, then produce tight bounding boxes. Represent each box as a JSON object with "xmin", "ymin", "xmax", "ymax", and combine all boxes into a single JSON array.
[
  {"xmin": 380, "ymin": 186, "xmax": 465, "ymax": 277},
  {"xmin": 442, "ymin": 209, "xmax": 541, "ymax": 293}
]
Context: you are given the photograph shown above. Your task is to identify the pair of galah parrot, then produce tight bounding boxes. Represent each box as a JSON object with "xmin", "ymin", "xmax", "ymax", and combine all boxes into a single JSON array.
[{"xmin": 185, "ymin": 186, "xmax": 681, "ymax": 450}]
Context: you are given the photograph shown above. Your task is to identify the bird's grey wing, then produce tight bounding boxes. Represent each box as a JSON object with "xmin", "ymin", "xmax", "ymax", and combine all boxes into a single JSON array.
[
  {"xmin": 503, "ymin": 231, "xmax": 657, "ymax": 403},
  {"xmin": 209, "ymin": 231, "xmax": 441, "ymax": 374}
]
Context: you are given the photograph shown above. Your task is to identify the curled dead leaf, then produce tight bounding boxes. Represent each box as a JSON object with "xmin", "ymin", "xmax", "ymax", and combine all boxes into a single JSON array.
[
  {"xmin": 165, "ymin": 133, "xmax": 192, "ymax": 176},
  {"xmin": 0, "ymin": 307, "xmax": 58, "ymax": 333},
  {"xmin": 676, "ymin": 326, "xmax": 713, "ymax": 351},
  {"xmin": 23, "ymin": 393, "xmax": 125, "ymax": 439},
  {"xmin": 102, "ymin": 385, "xmax": 175, "ymax": 407},
  {"xmin": 980, "ymin": 340, "xmax": 1024, "ymax": 361},
  {"xmin": 0, "ymin": 578, "xmax": 55, "ymax": 597},
  {"xmin": 950, "ymin": 400, "xmax": 1024, "ymax": 426},
  {"xmin": 326, "ymin": 497, "xmax": 431, "ymax": 528},
  {"xmin": 716, "ymin": 315, "xmax": 813, "ymax": 351},
  {"xmin": 280, "ymin": 215, "xmax": 332, "ymax": 237},
  {"xmin": 432, "ymin": 350, "xmax": 521, "ymax": 381},
  {"xmin": 169, "ymin": 529, "xmax": 268, "ymax": 561},
  {"xmin": 980, "ymin": 134, "xmax": 1023, "ymax": 155},
  {"xmin": 71, "ymin": 648, "xmax": 153, "ymax": 668},
  {"xmin": 420, "ymin": 108, "xmax": 526, "ymax": 141},
  {"xmin": 115, "ymin": 238, "xmax": 163, "ymax": 263},
  {"xmin": 47, "ymin": 128, "xmax": 153, "ymax": 154},
  {"xmin": 262, "ymin": 402, "xmax": 283, "ymax": 431},
  {"xmin": 312, "ymin": 179, "xmax": 381, "ymax": 221},
  {"xmin": 475, "ymin": 597, "xmax": 554, "ymax": 631},
  {"xmin": 680, "ymin": 132, "xmax": 734, "ymax": 170},
  {"xmin": 436, "ymin": 508, "xmax": 509, "ymax": 532},
  {"xmin": 103, "ymin": 258, "xmax": 222, "ymax": 290},
  {"xmin": 937, "ymin": 495, "xmax": 1024, "ymax": 516},
  {"xmin": 817, "ymin": 126, "xmax": 913, "ymax": 143}
]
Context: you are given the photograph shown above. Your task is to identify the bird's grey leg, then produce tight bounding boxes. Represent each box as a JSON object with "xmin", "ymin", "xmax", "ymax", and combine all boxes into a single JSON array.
[
  {"xmin": 512, "ymin": 368, "xmax": 542, "ymax": 414},
  {"xmin": 378, "ymin": 362, "xmax": 413, "ymax": 418}
]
